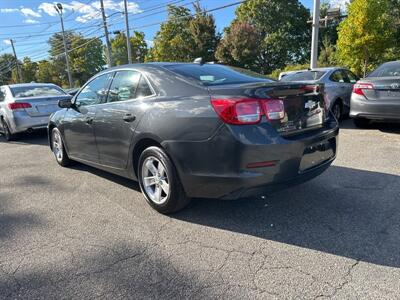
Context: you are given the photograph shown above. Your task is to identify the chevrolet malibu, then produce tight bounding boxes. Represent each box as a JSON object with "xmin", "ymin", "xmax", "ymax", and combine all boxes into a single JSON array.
[
  {"xmin": 0, "ymin": 83, "xmax": 71, "ymax": 141},
  {"xmin": 48, "ymin": 63, "xmax": 339, "ymax": 214}
]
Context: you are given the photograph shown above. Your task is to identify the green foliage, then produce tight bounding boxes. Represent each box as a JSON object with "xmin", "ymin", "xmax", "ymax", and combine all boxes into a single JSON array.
[
  {"xmin": 234, "ymin": 0, "xmax": 311, "ymax": 74},
  {"xmin": 318, "ymin": 37, "xmax": 337, "ymax": 67},
  {"xmin": 36, "ymin": 60, "xmax": 56, "ymax": 84},
  {"xmin": 111, "ymin": 31, "xmax": 148, "ymax": 65},
  {"xmin": 336, "ymin": 0, "xmax": 395, "ymax": 76},
  {"xmin": 215, "ymin": 22, "xmax": 260, "ymax": 69},
  {"xmin": 148, "ymin": 4, "xmax": 218, "ymax": 62},
  {"xmin": 20, "ymin": 57, "xmax": 38, "ymax": 83},
  {"xmin": 0, "ymin": 54, "xmax": 17, "ymax": 85}
]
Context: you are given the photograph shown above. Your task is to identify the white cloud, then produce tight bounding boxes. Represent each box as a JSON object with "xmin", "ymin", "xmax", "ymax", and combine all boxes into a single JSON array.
[
  {"xmin": 23, "ymin": 18, "xmax": 40, "ymax": 24},
  {"xmin": 38, "ymin": 1, "xmax": 141, "ymax": 23},
  {"xmin": 0, "ymin": 8, "xmax": 19, "ymax": 13},
  {"xmin": 20, "ymin": 7, "xmax": 41, "ymax": 18},
  {"xmin": 146, "ymin": 40, "xmax": 154, "ymax": 47},
  {"xmin": 3, "ymin": 39, "xmax": 12, "ymax": 45},
  {"xmin": 38, "ymin": 3, "xmax": 59, "ymax": 17}
]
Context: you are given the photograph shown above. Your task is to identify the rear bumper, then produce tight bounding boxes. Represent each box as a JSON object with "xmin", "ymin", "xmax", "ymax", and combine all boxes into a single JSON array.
[
  {"xmin": 9, "ymin": 113, "xmax": 50, "ymax": 133},
  {"xmin": 350, "ymin": 94, "xmax": 400, "ymax": 121},
  {"xmin": 163, "ymin": 117, "xmax": 339, "ymax": 199}
]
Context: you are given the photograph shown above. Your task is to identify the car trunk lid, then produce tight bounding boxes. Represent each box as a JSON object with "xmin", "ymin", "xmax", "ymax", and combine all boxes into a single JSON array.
[
  {"xmin": 14, "ymin": 95, "xmax": 71, "ymax": 117},
  {"xmin": 360, "ymin": 77, "xmax": 400, "ymax": 101},
  {"xmin": 208, "ymin": 82, "xmax": 327, "ymax": 136}
]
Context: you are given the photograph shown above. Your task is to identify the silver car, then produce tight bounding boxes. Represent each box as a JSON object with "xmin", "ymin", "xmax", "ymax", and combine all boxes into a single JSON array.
[
  {"xmin": 280, "ymin": 67, "xmax": 359, "ymax": 120},
  {"xmin": 0, "ymin": 83, "xmax": 71, "ymax": 141}
]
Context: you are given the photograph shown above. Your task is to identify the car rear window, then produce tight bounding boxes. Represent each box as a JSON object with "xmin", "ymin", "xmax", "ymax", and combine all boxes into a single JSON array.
[
  {"xmin": 10, "ymin": 85, "xmax": 66, "ymax": 98},
  {"xmin": 164, "ymin": 64, "xmax": 273, "ymax": 86},
  {"xmin": 368, "ymin": 62, "xmax": 400, "ymax": 77},
  {"xmin": 281, "ymin": 71, "xmax": 326, "ymax": 81}
]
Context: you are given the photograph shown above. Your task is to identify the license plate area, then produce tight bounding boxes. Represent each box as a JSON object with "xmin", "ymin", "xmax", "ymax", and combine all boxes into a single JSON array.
[{"xmin": 299, "ymin": 138, "xmax": 336, "ymax": 172}]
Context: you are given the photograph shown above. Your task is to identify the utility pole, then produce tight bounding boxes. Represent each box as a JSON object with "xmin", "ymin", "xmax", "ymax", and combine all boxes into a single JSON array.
[
  {"xmin": 100, "ymin": 0, "xmax": 112, "ymax": 68},
  {"xmin": 54, "ymin": 3, "xmax": 73, "ymax": 88},
  {"xmin": 310, "ymin": 0, "xmax": 320, "ymax": 69},
  {"xmin": 123, "ymin": 0, "xmax": 132, "ymax": 64},
  {"xmin": 9, "ymin": 39, "xmax": 22, "ymax": 83}
]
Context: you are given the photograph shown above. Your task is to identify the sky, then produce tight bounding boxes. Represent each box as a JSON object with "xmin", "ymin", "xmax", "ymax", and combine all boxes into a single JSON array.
[{"xmin": 0, "ymin": 0, "xmax": 348, "ymax": 62}]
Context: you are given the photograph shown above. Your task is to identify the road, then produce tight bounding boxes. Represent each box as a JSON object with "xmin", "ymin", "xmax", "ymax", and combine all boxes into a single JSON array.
[{"xmin": 0, "ymin": 119, "xmax": 399, "ymax": 299}]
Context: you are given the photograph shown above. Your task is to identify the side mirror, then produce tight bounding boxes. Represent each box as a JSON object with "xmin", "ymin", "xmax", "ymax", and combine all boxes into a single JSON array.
[{"xmin": 58, "ymin": 98, "xmax": 73, "ymax": 109}]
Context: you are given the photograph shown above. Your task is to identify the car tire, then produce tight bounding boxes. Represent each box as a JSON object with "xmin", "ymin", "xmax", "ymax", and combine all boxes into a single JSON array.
[
  {"xmin": 0, "ymin": 118, "xmax": 15, "ymax": 141},
  {"xmin": 331, "ymin": 101, "xmax": 342, "ymax": 121},
  {"xmin": 138, "ymin": 146, "xmax": 190, "ymax": 214},
  {"xmin": 353, "ymin": 118, "xmax": 370, "ymax": 128},
  {"xmin": 51, "ymin": 127, "xmax": 71, "ymax": 167}
]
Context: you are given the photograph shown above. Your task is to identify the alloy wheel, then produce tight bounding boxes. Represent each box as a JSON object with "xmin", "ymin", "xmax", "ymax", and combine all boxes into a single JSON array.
[
  {"xmin": 52, "ymin": 131, "xmax": 63, "ymax": 162},
  {"xmin": 141, "ymin": 156, "xmax": 170, "ymax": 205}
]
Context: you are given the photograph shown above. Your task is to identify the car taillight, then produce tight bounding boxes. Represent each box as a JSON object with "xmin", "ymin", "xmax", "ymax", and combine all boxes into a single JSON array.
[
  {"xmin": 211, "ymin": 98, "xmax": 284, "ymax": 125},
  {"xmin": 353, "ymin": 82, "xmax": 374, "ymax": 96},
  {"xmin": 262, "ymin": 99, "xmax": 285, "ymax": 120},
  {"xmin": 7, "ymin": 102, "xmax": 32, "ymax": 110}
]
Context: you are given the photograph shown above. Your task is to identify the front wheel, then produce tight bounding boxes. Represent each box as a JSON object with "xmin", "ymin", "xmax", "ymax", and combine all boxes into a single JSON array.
[
  {"xmin": 51, "ymin": 128, "xmax": 71, "ymax": 167},
  {"xmin": 138, "ymin": 146, "xmax": 190, "ymax": 214}
]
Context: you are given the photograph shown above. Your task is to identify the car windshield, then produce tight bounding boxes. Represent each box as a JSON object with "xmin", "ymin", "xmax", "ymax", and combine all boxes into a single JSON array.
[
  {"xmin": 164, "ymin": 64, "xmax": 273, "ymax": 86},
  {"xmin": 281, "ymin": 70, "xmax": 326, "ymax": 81},
  {"xmin": 11, "ymin": 85, "xmax": 66, "ymax": 98},
  {"xmin": 368, "ymin": 62, "xmax": 400, "ymax": 77}
]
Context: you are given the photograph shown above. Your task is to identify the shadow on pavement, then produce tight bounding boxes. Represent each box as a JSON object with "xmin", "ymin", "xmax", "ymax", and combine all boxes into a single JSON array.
[
  {"xmin": 340, "ymin": 118, "xmax": 400, "ymax": 133},
  {"xmin": 173, "ymin": 166, "xmax": 400, "ymax": 268},
  {"xmin": 0, "ymin": 129, "xmax": 48, "ymax": 146}
]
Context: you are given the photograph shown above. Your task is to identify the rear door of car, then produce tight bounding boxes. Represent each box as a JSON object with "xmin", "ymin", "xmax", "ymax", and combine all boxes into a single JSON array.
[
  {"xmin": 62, "ymin": 73, "xmax": 113, "ymax": 162},
  {"xmin": 329, "ymin": 69, "xmax": 353, "ymax": 107},
  {"xmin": 94, "ymin": 70, "xmax": 155, "ymax": 169}
]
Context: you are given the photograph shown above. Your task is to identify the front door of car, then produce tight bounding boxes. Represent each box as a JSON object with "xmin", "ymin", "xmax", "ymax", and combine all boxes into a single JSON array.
[
  {"xmin": 94, "ymin": 70, "xmax": 155, "ymax": 169},
  {"xmin": 62, "ymin": 73, "xmax": 112, "ymax": 162}
]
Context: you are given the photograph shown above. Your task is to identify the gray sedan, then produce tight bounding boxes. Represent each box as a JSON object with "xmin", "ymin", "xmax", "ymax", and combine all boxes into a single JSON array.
[
  {"xmin": 0, "ymin": 83, "xmax": 71, "ymax": 141},
  {"xmin": 281, "ymin": 67, "xmax": 359, "ymax": 120},
  {"xmin": 350, "ymin": 61, "xmax": 400, "ymax": 127}
]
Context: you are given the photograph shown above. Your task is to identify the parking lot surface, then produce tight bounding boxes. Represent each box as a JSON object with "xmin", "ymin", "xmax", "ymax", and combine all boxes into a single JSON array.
[{"xmin": 0, "ymin": 120, "xmax": 399, "ymax": 299}]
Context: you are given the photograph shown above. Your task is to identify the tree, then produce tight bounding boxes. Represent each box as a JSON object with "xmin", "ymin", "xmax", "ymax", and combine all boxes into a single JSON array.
[
  {"xmin": 20, "ymin": 57, "xmax": 38, "ymax": 83},
  {"xmin": 36, "ymin": 60, "xmax": 57, "ymax": 84},
  {"xmin": 215, "ymin": 22, "xmax": 260, "ymax": 69},
  {"xmin": 233, "ymin": 0, "xmax": 311, "ymax": 74},
  {"xmin": 148, "ymin": 4, "xmax": 218, "ymax": 62},
  {"xmin": 0, "ymin": 54, "xmax": 17, "ymax": 85},
  {"xmin": 336, "ymin": 0, "xmax": 394, "ymax": 76},
  {"xmin": 318, "ymin": 36, "xmax": 337, "ymax": 67},
  {"xmin": 111, "ymin": 31, "xmax": 148, "ymax": 66}
]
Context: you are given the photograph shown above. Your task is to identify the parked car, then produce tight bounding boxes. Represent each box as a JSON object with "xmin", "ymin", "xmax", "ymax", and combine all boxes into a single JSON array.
[
  {"xmin": 350, "ymin": 61, "xmax": 400, "ymax": 127},
  {"xmin": 0, "ymin": 83, "xmax": 71, "ymax": 141},
  {"xmin": 280, "ymin": 67, "xmax": 359, "ymax": 120},
  {"xmin": 48, "ymin": 63, "xmax": 339, "ymax": 214}
]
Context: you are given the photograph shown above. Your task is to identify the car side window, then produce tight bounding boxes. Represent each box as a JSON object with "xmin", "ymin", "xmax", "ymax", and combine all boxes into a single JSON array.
[
  {"xmin": 135, "ymin": 75, "xmax": 154, "ymax": 98},
  {"xmin": 75, "ymin": 74, "xmax": 111, "ymax": 107},
  {"xmin": 345, "ymin": 70, "xmax": 358, "ymax": 83},
  {"xmin": 107, "ymin": 71, "xmax": 141, "ymax": 103},
  {"xmin": 330, "ymin": 70, "xmax": 349, "ymax": 83}
]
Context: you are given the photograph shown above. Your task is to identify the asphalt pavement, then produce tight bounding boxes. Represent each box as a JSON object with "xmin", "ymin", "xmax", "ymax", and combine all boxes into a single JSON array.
[{"xmin": 0, "ymin": 119, "xmax": 399, "ymax": 299}]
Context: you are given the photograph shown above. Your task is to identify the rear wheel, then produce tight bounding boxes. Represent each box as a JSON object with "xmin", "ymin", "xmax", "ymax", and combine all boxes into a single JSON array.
[
  {"xmin": 51, "ymin": 128, "xmax": 71, "ymax": 167},
  {"xmin": 331, "ymin": 101, "xmax": 342, "ymax": 121},
  {"xmin": 138, "ymin": 146, "xmax": 190, "ymax": 214},
  {"xmin": 353, "ymin": 118, "xmax": 370, "ymax": 128},
  {"xmin": 0, "ymin": 119, "xmax": 15, "ymax": 141}
]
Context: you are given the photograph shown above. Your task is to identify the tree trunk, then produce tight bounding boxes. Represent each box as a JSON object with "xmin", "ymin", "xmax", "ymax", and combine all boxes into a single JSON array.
[{"xmin": 363, "ymin": 47, "xmax": 369, "ymax": 78}]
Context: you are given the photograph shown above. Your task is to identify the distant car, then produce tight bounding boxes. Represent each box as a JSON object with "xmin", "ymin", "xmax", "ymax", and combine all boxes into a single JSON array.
[
  {"xmin": 65, "ymin": 87, "xmax": 80, "ymax": 96},
  {"xmin": 48, "ymin": 63, "xmax": 338, "ymax": 214},
  {"xmin": 281, "ymin": 67, "xmax": 359, "ymax": 120},
  {"xmin": 350, "ymin": 61, "xmax": 400, "ymax": 127},
  {"xmin": 0, "ymin": 83, "xmax": 71, "ymax": 141}
]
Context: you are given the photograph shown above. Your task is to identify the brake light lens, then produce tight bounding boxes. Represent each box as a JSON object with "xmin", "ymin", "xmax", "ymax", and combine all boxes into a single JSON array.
[
  {"xmin": 262, "ymin": 99, "xmax": 285, "ymax": 120},
  {"xmin": 353, "ymin": 82, "xmax": 374, "ymax": 96},
  {"xmin": 211, "ymin": 98, "xmax": 285, "ymax": 125},
  {"xmin": 7, "ymin": 102, "xmax": 32, "ymax": 110},
  {"xmin": 211, "ymin": 98, "xmax": 261, "ymax": 124}
]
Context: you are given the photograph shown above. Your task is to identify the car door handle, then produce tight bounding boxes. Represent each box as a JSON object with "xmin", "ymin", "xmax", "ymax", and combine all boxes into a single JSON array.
[
  {"xmin": 85, "ymin": 117, "xmax": 94, "ymax": 124},
  {"xmin": 123, "ymin": 114, "xmax": 136, "ymax": 122}
]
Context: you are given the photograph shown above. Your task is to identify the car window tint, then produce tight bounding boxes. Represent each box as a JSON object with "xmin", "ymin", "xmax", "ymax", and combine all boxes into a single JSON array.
[
  {"xmin": 135, "ymin": 75, "xmax": 153, "ymax": 98},
  {"xmin": 75, "ymin": 74, "xmax": 111, "ymax": 107},
  {"xmin": 330, "ymin": 70, "xmax": 348, "ymax": 83},
  {"xmin": 108, "ymin": 71, "xmax": 141, "ymax": 102},
  {"xmin": 368, "ymin": 62, "xmax": 400, "ymax": 77},
  {"xmin": 280, "ymin": 71, "xmax": 326, "ymax": 81},
  {"xmin": 345, "ymin": 70, "xmax": 358, "ymax": 83}
]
